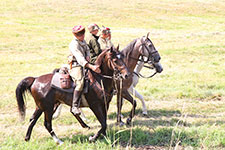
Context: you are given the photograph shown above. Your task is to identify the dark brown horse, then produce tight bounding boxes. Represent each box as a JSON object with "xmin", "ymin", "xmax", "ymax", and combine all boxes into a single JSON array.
[
  {"xmin": 16, "ymin": 47, "xmax": 130, "ymax": 144},
  {"xmin": 116, "ymin": 33, "xmax": 163, "ymax": 126}
]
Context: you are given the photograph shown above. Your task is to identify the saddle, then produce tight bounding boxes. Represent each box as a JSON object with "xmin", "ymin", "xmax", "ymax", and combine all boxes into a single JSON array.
[
  {"xmin": 51, "ymin": 67, "xmax": 110, "ymax": 101},
  {"xmin": 51, "ymin": 67, "xmax": 88, "ymax": 93}
]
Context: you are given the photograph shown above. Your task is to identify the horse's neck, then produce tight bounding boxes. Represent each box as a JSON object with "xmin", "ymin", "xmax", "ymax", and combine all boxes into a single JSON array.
[
  {"xmin": 89, "ymin": 67, "xmax": 113, "ymax": 95},
  {"xmin": 134, "ymin": 61, "xmax": 144, "ymax": 74},
  {"xmin": 100, "ymin": 62, "xmax": 114, "ymax": 91},
  {"xmin": 122, "ymin": 39, "xmax": 141, "ymax": 72}
]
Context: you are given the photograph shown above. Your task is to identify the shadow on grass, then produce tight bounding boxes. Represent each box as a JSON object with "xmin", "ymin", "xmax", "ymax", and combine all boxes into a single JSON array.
[
  {"xmin": 51, "ymin": 108, "xmax": 221, "ymax": 148},
  {"xmin": 132, "ymin": 118, "xmax": 190, "ymax": 128},
  {"xmin": 60, "ymin": 127, "xmax": 199, "ymax": 148},
  {"xmin": 108, "ymin": 108, "xmax": 181, "ymax": 120},
  {"xmin": 194, "ymin": 120, "xmax": 225, "ymax": 126}
]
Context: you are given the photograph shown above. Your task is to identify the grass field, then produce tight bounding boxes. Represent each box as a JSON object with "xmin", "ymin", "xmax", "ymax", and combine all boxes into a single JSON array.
[{"xmin": 0, "ymin": 0, "xmax": 225, "ymax": 149}]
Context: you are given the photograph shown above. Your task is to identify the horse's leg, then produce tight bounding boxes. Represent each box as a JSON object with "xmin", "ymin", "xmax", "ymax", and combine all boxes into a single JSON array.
[
  {"xmin": 116, "ymin": 90, "xmax": 125, "ymax": 126},
  {"xmin": 25, "ymin": 107, "xmax": 42, "ymax": 141},
  {"xmin": 89, "ymin": 104, "xmax": 107, "ymax": 142},
  {"xmin": 134, "ymin": 89, "xmax": 147, "ymax": 115},
  {"xmin": 80, "ymin": 109, "xmax": 88, "ymax": 121},
  {"xmin": 43, "ymin": 109, "xmax": 63, "ymax": 145},
  {"xmin": 128, "ymin": 86, "xmax": 147, "ymax": 115},
  {"xmin": 122, "ymin": 90, "xmax": 137, "ymax": 125},
  {"xmin": 70, "ymin": 112, "xmax": 90, "ymax": 129},
  {"xmin": 53, "ymin": 103, "xmax": 89, "ymax": 125},
  {"xmin": 52, "ymin": 103, "xmax": 62, "ymax": 119}
]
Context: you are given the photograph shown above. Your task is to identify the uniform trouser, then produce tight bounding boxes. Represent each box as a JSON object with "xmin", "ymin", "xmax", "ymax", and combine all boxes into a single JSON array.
[{"xmin": 69, "ymin": 66, "xmax": 84, "ymax": 91}]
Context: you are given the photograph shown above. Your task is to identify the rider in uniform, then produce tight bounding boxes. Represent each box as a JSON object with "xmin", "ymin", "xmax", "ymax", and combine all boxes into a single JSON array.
[
  {"xmin": 68, "ymin": 25, "xmax": 101, "ymax": 115},
  {"xmin": 86, "ymin": 23, "xmax": 101, "ymax": 64},
  {"xmin": 98, "ymin": 27, "xmax": 114, "ymax": 50}
]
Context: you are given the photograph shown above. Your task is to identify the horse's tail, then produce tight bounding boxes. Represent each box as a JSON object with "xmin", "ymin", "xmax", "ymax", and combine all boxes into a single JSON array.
[{"xmin": 16, "ymin": 77, "xmax": 35, "ymax": 121}]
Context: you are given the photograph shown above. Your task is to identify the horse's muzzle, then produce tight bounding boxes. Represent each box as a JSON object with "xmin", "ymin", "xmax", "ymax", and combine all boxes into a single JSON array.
[{"xmin": 154, "ymin": 62, "xmax": 163, "ymax": 73}]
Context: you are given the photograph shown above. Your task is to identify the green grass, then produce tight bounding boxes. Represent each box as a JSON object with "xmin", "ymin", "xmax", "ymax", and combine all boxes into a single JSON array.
[{"xmin": 1, "ymin": 0, "xmax": 225, "ymax": 149}]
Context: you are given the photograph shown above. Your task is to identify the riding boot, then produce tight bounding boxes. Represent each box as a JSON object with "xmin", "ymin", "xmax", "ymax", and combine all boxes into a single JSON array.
[{"xmin": 71, "ymin": 90, "xmax": 82, "ymax": 115}]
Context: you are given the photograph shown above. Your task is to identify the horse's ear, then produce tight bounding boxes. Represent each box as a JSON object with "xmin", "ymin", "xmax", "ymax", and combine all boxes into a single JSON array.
[
  {"xmin": 116, "ymin": 45, "xmax": 119, "ymax": 52},
  {"xmin": 147, "ymin": 32, "xmax": 150, "ymax": 39},
  {"xmin": 110, "ymin": 46, "xmax": 113, "ymax": 53}
]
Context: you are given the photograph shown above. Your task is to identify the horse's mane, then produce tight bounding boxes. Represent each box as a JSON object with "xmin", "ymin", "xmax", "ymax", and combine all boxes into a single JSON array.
[
  {"xmin": 88, "ymin": 49, "xmax": 114, "ymax": 97},
  {"xmin": 88, "ymin": 48, "xmax": 113, "ymax": 82},
  {"xmin": 95, "ymin": 49, "xmax": 109, "ymax": 66},
  {"xmin": 121, "ymin": 38, "xmax": 138, "ymax": 62}
]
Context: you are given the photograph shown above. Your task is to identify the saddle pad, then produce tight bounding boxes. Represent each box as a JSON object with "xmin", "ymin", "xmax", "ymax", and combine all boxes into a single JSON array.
[{"xmin": 51, "ymin": 73, "xmax": 74, "ymax": 93}]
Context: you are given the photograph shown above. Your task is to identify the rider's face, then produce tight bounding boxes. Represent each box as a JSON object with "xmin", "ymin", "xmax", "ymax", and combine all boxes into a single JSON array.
[
  {"xmin": 102, "ymin": 33, "xmax": 109, "ymax": 39},
  {"xmin": 76, "ymin": 34, "xmax": 85, "ymax": 42},
  {"xmin": 91, "ymin": 30, "xmax": 99, "ymax": 35}
]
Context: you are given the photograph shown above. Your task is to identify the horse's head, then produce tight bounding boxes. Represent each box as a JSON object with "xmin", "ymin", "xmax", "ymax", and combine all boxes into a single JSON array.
[
  {"xmin": 139, "ymin": 33, "xmax": 163, "ymax": 73},
  {"xmin": 104, "ymin": 46, "xmax": 130, "ymax": 79}
]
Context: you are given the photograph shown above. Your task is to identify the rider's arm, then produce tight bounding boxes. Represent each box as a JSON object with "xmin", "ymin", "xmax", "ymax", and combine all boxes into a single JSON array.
[{"xmin": 85, "ymin": 63, "xmax": 101, "ymax": 73}]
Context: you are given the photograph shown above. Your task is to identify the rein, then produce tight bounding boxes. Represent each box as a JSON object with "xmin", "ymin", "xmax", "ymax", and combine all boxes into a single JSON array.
[
  {"xmin": 137, "ymin": 71, "xmax": 157, "ymax": 78},
  {"xmin": 134, "ymin": 62, "xmax": 157, "ymax": 78}
]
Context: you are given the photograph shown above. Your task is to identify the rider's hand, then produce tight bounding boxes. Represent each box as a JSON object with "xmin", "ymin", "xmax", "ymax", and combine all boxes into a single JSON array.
[
  {"xmin": 86, "ymin": 56, "xmax": 90, "ymax": 62},
  {"xmin": 92, "ymin": 65, "xmax": 101, "ymax": 73},
  {"xmin": 85, "ymin": 63, "xmax": 101, "ymax": 73}
]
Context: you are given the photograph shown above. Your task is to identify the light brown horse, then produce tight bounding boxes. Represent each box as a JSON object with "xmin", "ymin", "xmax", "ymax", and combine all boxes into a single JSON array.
[
  {"xmin": 116, "ymin": 33, "xmax": 163, "ymax": 126},
  {"xmin": 16, "ymin": 47, "xmax": 130, "ymax": 144}
]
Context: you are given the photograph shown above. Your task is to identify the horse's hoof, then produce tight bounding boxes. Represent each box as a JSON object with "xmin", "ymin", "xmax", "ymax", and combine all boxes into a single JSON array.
[
  {"xmin": 54, "ymin": 138, "xmax": 63, "ymax": 145},
  {"xmin": 142, "ymin": 111, "xmax": 148, "ymax": 116},
  {"xmin": 89, "ymin": 136, "xmax": 95, "ymax": 142},
  {"xmin": 56, "ymin": 140, "xmax": 64, "ymax": 146},
  {"xmin": 25, "ymin": 137, "xmax": 30, "ymax": 141},
  {"xmin": 126, "ymin": 118, "xmax": 132, "ymax": 125},
  {"xmin": 116, "ymin": 121, "xmax": 125, "ymax": 127},
  {"xmin": 120, "ymin": 114, "xmax": 124, "ymax": 118},
  {"xmin": 83, "ymin": 125, "xmax": 91, "ymax": 129}
]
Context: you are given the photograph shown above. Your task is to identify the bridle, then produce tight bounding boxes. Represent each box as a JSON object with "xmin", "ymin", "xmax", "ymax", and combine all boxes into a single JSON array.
[
  {"xmin": 130, "ymin": 37, "xmax": 159, "ymax": 78},
  {"xmin": 129, "ymin": 38, "xmax": 158, "ymax": 63},
  {"xmin": 100, "ymin": 51, "xmax": 127, "ymax": 80}
]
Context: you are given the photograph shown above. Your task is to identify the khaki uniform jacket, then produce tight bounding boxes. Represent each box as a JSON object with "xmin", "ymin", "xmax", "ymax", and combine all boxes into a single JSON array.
[
  {"xmin": 86, "ymin": 33, "xmax": 101, "ymax": 64},
  {"xmin": 98, "ymin": 37, "xmax": 114, "ymax": 50},
  {"xmin": 68, "ymin": 37, "xmax": 90, "ymax": 91},
  {"xmin": 69, "ymin": 37, "xmax": 90, "ymax": 68}
]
